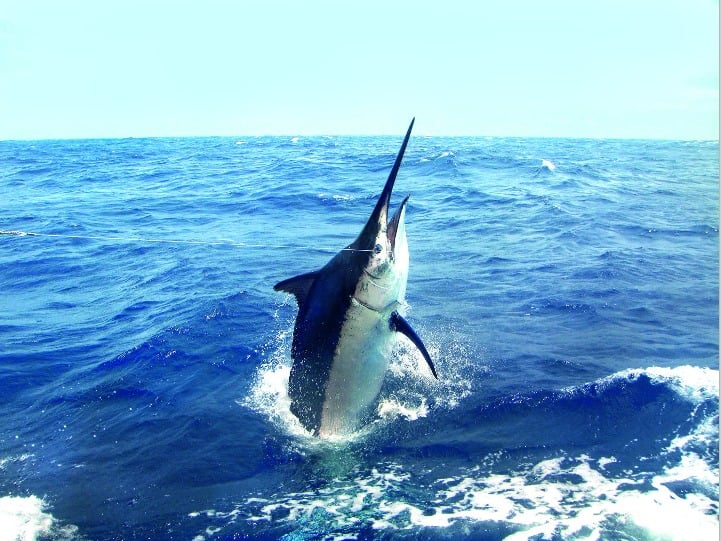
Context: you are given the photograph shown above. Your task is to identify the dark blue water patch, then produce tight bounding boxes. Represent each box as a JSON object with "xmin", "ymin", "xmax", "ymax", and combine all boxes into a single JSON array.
[{"xmin": 3, "ymin": 300, "xmax": 277, "ymax": 532}]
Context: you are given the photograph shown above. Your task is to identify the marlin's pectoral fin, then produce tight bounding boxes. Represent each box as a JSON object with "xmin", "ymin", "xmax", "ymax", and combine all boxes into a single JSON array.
[
  {"xmin": 274, "ymin": 271, "xmax": 320, "ymax": 310},
  {"xmin": 389, "ymin": 311, "xmax": 438, "ymax": 379}
]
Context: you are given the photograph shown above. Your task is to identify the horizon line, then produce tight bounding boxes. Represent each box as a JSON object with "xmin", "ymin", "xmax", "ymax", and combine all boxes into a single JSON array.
[{"xmin": 1, "ymin": 132, "xmax": 718, "ymax": 144}]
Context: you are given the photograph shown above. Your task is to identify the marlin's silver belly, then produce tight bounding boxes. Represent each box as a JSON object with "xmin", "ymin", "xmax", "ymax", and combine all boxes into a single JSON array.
[{"xmin": 319, "ymin": 299, "xmax": 397, "ymax": 437}]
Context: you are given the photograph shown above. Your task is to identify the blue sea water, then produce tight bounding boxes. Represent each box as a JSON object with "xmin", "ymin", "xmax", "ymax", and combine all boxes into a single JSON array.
[{"xmin": 0, "ymin": 134, "xmax": 718, "ymax": 540}]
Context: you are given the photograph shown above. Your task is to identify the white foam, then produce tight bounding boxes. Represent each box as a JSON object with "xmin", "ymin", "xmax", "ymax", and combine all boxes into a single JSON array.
[
  {"xmin": 244, "ymin": 452, "xmax": 715, "ymax": 540},
  {"xmin": 643, "ymin": 365, "xmax": 719, "ymax": 402},
  {"xmin": 377, "ymin": 397, "xmax": 428, "ymax": 421},
  {"xmin": 0, "ymin": 454, "xmax": 31, "ymax": 470},
  {"xmin": 0, "ymin": 496, "xmax": 52, "ymax": 541},
  {"xmin": 316, "ymin": 192, "xmax": 353, "ymax": 202},
  {"xmin": 237, "ymin": 361, "xmax": 718, "ymax": 539},
  {"xmin": 242, "ymin": 361, "xmax": 312, "ymax": 440},
  {"xmin": 385, "ymin": 332, "xmax": 474, "ymax": 411},
  {"xmin": 614, "ymin": 477, "xmax": 718, "ymax": 541},
  {"xmin": 597, "ymin": 456, "xmax": 617, "ymax": 470},
  {"xmin": 0, "ymin": 495, "xmax": 77, "ymax": 541},
  {"xmin": 541, "ymin": 159, "xmax": 556, "ymax": 171}
]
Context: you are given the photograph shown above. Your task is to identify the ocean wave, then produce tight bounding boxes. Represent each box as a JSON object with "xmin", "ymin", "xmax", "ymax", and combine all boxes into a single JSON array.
[
  {"xmin": 590, "ymin": 365, "xmax": 718, "ymax": 404},
  {"xmin": 196, "ymin": 365, "xmax": 719, "ymax": 540},
  {"xmin": 415, "ymin": 149, "xmax": 460, "ymax": 177},
  {"xmin": 531, "ymin": 158, "xmax": 557, "ymax": 177}
]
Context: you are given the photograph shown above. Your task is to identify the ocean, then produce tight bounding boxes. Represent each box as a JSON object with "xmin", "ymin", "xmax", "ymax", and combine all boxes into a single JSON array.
[{"xmin": 0, "ymin": 133, "xmax": 718, "ymax": 540}]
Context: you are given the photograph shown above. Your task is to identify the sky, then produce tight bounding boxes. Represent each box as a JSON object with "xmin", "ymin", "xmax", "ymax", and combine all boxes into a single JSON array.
[{"xmin": 0, "ymin": 0, "xmax": 718, "ymax": 140}]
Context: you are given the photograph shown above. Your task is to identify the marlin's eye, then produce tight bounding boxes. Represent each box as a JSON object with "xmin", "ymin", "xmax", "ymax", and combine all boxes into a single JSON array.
[{"xmin": 374, "ymin": 244, "xmax": 383, "ymax": 254}]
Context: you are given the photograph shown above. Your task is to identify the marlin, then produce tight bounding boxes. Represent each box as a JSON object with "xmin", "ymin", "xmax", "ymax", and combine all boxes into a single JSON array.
[{"xmin": 274, "ymin": 118, "xmax": 437, "ymax": 437}]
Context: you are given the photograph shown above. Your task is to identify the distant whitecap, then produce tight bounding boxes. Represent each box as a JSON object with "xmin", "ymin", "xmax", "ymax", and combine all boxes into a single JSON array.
[{"xmin": 541, "ymin": 159, "xmax": 556, "ymax": 171}]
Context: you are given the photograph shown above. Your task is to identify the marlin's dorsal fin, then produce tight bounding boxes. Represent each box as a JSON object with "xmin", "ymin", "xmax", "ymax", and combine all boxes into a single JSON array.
[
  {"xmin": 274, "ymin": 271, "xmax": 320, "ymax": 310},
  {"xmin": 389, "ymin": 311, "xmax": 438, "ymax": 379}
]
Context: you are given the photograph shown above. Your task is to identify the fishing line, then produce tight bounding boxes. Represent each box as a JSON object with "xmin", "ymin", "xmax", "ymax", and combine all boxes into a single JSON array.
[{"xmin": 0, "ymin": 229, "xmax": 373, "ymax": 253}]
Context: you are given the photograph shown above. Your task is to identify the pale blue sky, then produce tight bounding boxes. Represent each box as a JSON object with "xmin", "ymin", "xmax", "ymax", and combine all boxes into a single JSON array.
[{"xmin": 1, "ymin": 0, "xmax": 718, "ymax": 140}]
